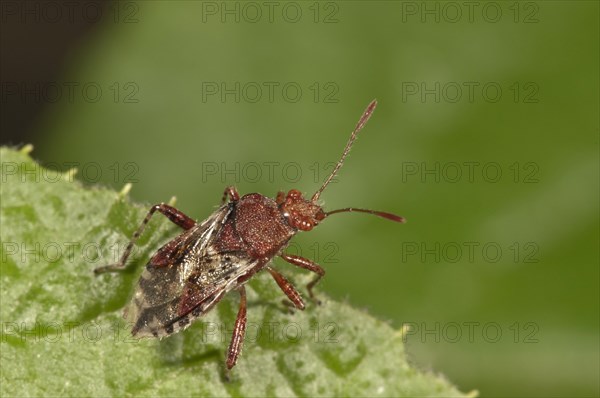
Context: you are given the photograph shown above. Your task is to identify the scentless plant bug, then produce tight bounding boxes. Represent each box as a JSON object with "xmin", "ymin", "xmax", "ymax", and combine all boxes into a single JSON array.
[{"xmin": 94, "ymin": 99, "xmax": 405, "ymax": 370}]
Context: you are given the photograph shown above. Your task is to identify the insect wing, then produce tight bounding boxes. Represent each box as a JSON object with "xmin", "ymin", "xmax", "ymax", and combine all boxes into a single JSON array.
[
  {"xmin": 127, "ymin": 205, "xmax": 228, "ymax": 337},
  {"xmin": 127, "ymin": 205, "xmax": 258, "ymax": 338}
]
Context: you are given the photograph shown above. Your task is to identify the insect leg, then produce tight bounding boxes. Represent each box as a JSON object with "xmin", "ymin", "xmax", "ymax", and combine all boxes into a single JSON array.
[
  {"xmin": 266, "ymin": 266, "xmax": 305, "ymax": 310},
  {"xmin": 275, "ymin": 191, "xmax": 285, "ymax": 205},
  {"xmin": 226, "ymin": 286, "xmax": 247, "ymax": 370},
  {"xmin": 222, "ymin": 186, "xmax": 240, "ymax": 204},
  {"xmin": 280, "ymin": 253, "xmax": 325, "ymax": 301},
  {"xmin": 94, "ymin": 203, "xmax": 196, "ymax": 274}
]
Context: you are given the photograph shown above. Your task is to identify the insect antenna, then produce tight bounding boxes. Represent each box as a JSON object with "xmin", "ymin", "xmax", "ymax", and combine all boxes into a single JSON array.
[
  {"xmin": 325, "ymin": 207, "xmax": 406, "ymax": 223},
  {"xmin": 312, "ymin": 99, "xmax": 406, "ymax": 224},
  {"xmin": 311, "ymin": 99, "xmax": 378, "ymax": 202}
]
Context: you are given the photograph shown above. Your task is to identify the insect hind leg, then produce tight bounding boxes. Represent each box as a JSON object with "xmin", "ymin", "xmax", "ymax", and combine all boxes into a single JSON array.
[
  {"xmin": 226, "ymin": 286, "xmax": 247, "ymax": 370},
  {"xmin": 94, "ymin": 203, "xmax": 196, "ymax": 274}
]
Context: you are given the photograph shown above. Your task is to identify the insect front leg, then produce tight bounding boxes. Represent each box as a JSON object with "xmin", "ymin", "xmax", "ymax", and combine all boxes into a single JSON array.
[
  {"xmin": 226, "ymin": 286, "xmax": 247, "ymax": 370},
  {"xmin": 280, "ymin": 253, "xmax": 325, "ymax": 302},
  {"xmin": 222, "ymin": 186, "xmax": 240, "ymax": 204},
  {"xmin": 266, "ymin": 266, "xmax": 305, "ymax": 310},
  {"xmin": 94, "ymin": 203, "xmax": 196, "ymax": 274}
]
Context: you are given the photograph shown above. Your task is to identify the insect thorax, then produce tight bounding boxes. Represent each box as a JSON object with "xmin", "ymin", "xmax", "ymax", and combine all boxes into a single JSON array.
[{"xmin": 230, "ymin": 193, "xmax": 296, "ymax": 258}]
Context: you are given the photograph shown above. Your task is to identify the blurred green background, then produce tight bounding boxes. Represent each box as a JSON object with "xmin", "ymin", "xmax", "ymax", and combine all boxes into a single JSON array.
[{"xmin": 10, "ymin": 1, "xmax": 598, "ymax": 397}]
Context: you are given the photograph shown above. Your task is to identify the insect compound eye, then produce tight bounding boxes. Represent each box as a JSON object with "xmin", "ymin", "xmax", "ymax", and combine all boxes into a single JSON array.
[
  {"xmin": 297, "ymin": 218, "xmax": 314, "ymax": 232},
  {"xmin": 287, "ymin": 189, "xmax": 303, "ymax": 200}
]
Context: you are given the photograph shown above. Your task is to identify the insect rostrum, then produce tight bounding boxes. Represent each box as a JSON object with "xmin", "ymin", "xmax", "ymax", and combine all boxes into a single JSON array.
[{"xmin": 95, "ymin": 100, "xmax": 405, "ymax": 370}]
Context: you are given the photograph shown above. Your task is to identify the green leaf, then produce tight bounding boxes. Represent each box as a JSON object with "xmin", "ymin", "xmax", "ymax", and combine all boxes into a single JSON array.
[{"xmin": 1, "ymin": 146, "xmax": 469, "ymax": 397}]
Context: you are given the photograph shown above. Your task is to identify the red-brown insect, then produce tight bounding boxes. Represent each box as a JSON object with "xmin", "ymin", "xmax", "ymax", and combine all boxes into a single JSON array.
[{"xmin": 94, "ymin": 100, "xmax": 405, "ymax": 370}]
